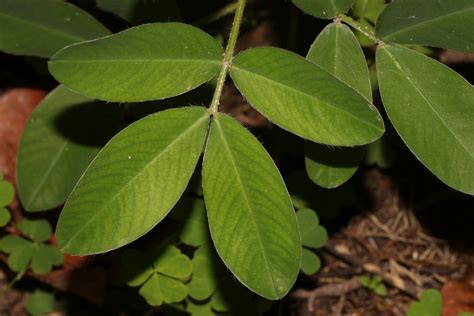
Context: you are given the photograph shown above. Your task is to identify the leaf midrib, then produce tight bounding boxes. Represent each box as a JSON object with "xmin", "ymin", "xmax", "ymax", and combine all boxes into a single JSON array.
[
  {"xmin": 60, "ymin": 113, "xmax": 208, "ymax": 250},
  {"xmin": 380, "ymin": 7, "xmax": 474, "ymax": 40},
  {"xmin": 213, "ymin": 117, "xmax": 279, "ymax": 297},
  {"xmin": 232, "ymin": 66, "xmax": 383, "ymax": 132},
  {"xmin": 383, "ymin": 47, "xmax": 474, "ymax": 160}
]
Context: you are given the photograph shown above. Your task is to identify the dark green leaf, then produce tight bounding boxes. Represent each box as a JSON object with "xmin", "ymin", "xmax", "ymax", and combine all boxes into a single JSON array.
[
  {"xmin": 0, "ymin": 180, "xmax": 14, "ymax": 206},
  {"xmin": 49, "ymin": 23, "xmax": 223, "ymax": 102},
  {"xmin": 292, "ymin": 0, "xmax": 354, "ymax": 19},
  {"xmin": 0, "ymin": 0, "xmax": 110, "ymax": 58},
  {"xmin": 203, "ymin": 113, "xmax": 301, "ymax": 300},
  {"xmin": 376, "ymin": 0, "xmax": 474, "ymax": 53},
  {"xmin": 17, "ymin": 86, "xmax": 122, "ymax": 212},
  {"xmin": 0, "ymin": 208, "xmax": 10, "ymax": 227},
  {"xmin": 231, "ymin": 47, "xmax": 384, "ymax": 146},
  {"xmin": 56, "ymin": 107, "xmax": 210, "ymax": 254},
  {"xmin": 97, "ymin": 0, "xmax": 181, "ymax": 24},
  {"xmin": 31, "ymin": 245, "xmax": 63, "ymax": 274},
  {"xmin": 377, "ymin": 45, "xmax": 474, "ymax": 194},
  {"xmin": 352, "ymin": 0, "xmax": 385, "ymax": 23}
]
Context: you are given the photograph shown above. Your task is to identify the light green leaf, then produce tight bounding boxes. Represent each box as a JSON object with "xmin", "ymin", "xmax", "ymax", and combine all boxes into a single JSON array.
[
  {"xmin": 175, "ymin": 198, "xmax": 209, "ymax": 247},
  {"xmin": 377, "ymin": 45, "xmax": 474, "ymax": 194},
  {"xmin": 305, "ymin": 143, "xmax": 364, "ymax": 188},
  {"xmin": 18, "ymin": 219, "xmax": 52, "ymax": 242},
  {"xmin": 292, "ymin": 0, "xmax": 354, "ymax": 19},
  {"xmin": 186, "ymin": 299, "xmax": 215, "ymax": 316},
  {"xmin": 97, "ymin": 0, "xmax": 181, "ymax": 24},
  {"xmin": 231, "ymin": 47, "xmax": 384, "ymax": 146},
  {"xmin": 373, "ymin": 283, "xmax": 387, "ymax": 296},
  {"xmin": 153, "ymin": 246, "xmax": 192, "ymax": 279},
  {"xmin": 300, "ymin": 248, "xmax": 321, "ymax": 275},
  {"xmin": 159, "ymin": 274, "xmax": 188, "ymax": 303},
  {"xmin": 56, "ymin": 107, "xmax": 210, "ymax": 255},
  {"xmin": 49, "ymin": 23, "xmax": 223, "ymax": 102},
  {"xmin": 17, "ymin": 85, "xmax": 122, "ymax": 212},
  {"xmin": 202, "ymin": 113, "xmax": 301, "ymax": 300},
  {"xmin": 407, "ymin": 289, "xmax": 442, "ymax": 316},
  {"xmin": 187, "ymin": 256, "xmax": 219, "ymax": 301},
  {"xmin": 30, "ymin": 245, "xmax": 63, "ymax": 274},
  {"xmin": 139, "ymin": 274, "xmax": 164, "ymax": 306},
  {"xmin": 0, "ymin": 0, "xmax": 110, "ymax": 58},
  {"xmin": 0, "ymin": 180, "xmax": 14, "ymax": 206},
  {"xmin": 0, "ymin": 208, "xmax": 10, "ymax": 227},
  {"xmin": 375, "ymin": 0, "xmax": 474, "ymax": 53},
  {"xmin": 119, "ymin": 249, "xmax": 154, "ymax": 287},
  {"xmin": 26, "ymin": 290, "xmax": 55, "ymax": 316},
  {"xmin": 307, "ymin": 22, "xmax": 372, "ymax": 101},
  {"xmin": 296, "ymin": 209, "xmax": 327, "ymax": 249}
]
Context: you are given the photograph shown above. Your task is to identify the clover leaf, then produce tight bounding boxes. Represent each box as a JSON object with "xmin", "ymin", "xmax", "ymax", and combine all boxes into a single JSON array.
[
  {"xmin": 360, "ymin": 275, "xmax": 387, "ymax": 297},
  {"xmin": 407, "ymin": 289, "xmax": 442, "ymax": 316},
  {"xmin": 120, "ymin": 245, "xmax": 192, "ymax": 306},
  {"xmin": 296, "ymin": 208, "xmax": 327, "ymax": 275},
  {"xmin": 0, "ymin": 207, "xmax": 11, "ymax": 227},
  {"xmin": 169, "ymin": 197, "xmax": 209, "ymax": 248},
  {"xmin": 0, "ymin": 219, "xmax": 62, "ymax": 274},
  {"xmin": 0, "ymin": 176, "xmax": 14, "ymax": 207},
  {"xmin": 26, "ymin": 289, "xmax": 55, "ymax": 316}
]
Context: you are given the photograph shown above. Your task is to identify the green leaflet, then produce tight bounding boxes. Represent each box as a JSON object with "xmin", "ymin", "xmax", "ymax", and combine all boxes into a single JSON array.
[
  {"xmin": 18, "ymin": 219, "xmax": 51, "ymax": 242},
  {"xmin": 0, "ymin": 0, "xmax": 110, "ymax": 58},
  {"xmin": 26, "ymin": 290, "xmax": 55, "ymax": 316},
  {"xmin": 300, "ymin": 248, "xmax": 321, "ymax": 275},
  {"xmin": 351, "ymin": 0, "xmax": 385, "ymax": 23},
  {"xmin": 96, "ymin": 0, "xmax": 181, "ymax": 24},
  {"xmin": 305, "ymin": 22, "xmax": 372, "ymax": 188},
  {"xmin": 377, "ymin": 45, "xmax": 474, "ymax": 194},
  {"xmin": 231, "ymin": 47, "xmax": 384, "ymax": 146},
  {"xmin": 56, "ymin": 107, "xmax": 210, "ymax": 254},
  {"xmin": 292, "ymin": 0, "xmax": 354, "ymax": 19},
  {"xmin": 17, "ymin": 86, "xmax": 122, "ymax": 212},
  {"xmin": 0, "ymin": 179, "xmax": 14, "ymax": 207},
  {"xmin": 49, "ymin": 23, "xmax": 223, "ymax": 102},
  {"xmin": 0, "ymin": 208, "xmax": 10, "ymax": 227},
  {"xmin": 407, "ymin": 289, "xmax": 442, "ymax": 316},
  {"xmin": 296, "ymin": 209, "xmax": 327, "ymax": 275},
  {"xmin": 307, "ymin": 23, "xmax": 372, "ymax": 102},
  {"xmin": 375, "ymin": 0, "xmax": 474, "ymax": 53},
  {"xmin": 202, "ymin": 113, "xmax": 301, "ymax": 300}
]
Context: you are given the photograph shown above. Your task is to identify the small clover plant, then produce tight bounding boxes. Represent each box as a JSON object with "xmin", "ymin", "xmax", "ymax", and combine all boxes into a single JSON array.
[
  {"xmin": 359, "ymin": 275, "xmax": 388, "ymax": 297},
  {"xmin": 0, "ymin": 219, "xmax": 63, "ymax": 274},
  {"xmin": 0, "ymin": 173, "xmax": 14, "ymax": 227},
  {"xmin": 0, "ymin": 0, "xmax": 472, "ymax": 306}
]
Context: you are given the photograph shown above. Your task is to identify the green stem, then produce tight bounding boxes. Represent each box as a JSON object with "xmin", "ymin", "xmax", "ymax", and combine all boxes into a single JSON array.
[
  {"xmin": 194, "ymin": 2, "xmax": 239, "ymax": 27},
  {"xmin": 0, "ymin": 270, "xmax": 25, "ymax": 294},
  {"xmin": 338, "ymin": 14, "xmax": 380, "ymax": 43},
  {"xmin": 209, "ymin": 0, "xmax": 247, "ymax": 114}
]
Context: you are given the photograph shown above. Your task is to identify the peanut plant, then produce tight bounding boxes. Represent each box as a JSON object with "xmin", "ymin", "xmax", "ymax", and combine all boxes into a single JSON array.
[{"xmin": 0, "ymin": 0, "xmax": 473, "ymax": 313}]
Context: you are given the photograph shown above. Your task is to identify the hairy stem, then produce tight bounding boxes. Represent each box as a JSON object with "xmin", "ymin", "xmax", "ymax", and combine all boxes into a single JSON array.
[
  {"xmin": 209, "ymin": 0, "xmax": 247, "ymax": 114},
  {"xmin": 338, "ymin": 14, "xmax": 380, "ymax": 43}
]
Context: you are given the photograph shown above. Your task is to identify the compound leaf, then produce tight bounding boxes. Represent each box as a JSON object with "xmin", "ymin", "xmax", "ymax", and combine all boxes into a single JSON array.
[
  {"xmin": 18, "ymin": 85, "xmax": 122, "ymax": 212},
  {"xmin": 203, "ymin": 113, "xmax": 301, "ymax": 300},
  {"xmin": 377, "ymin": 45, "xmax": 474, "ymax": 194},
  {"xmin": 120, "ymin": 249, "xmax": 154, "ymax": 287},
  {"xmin": 375, "ymin": 0, "xmax": 474, "ymax": 53},
  {"xmin": 56, "ymin": 107, "xmax": 210, "ymax": 255},
  {"xmin": 153, "ymin": 246, "xmax": 192, "ymax": 279},
  {"xmin": 0, "ymin": 0, "xmax": 110, "ymax": 58},
  {"xmin": 26, "ymin": 290, "xmax": 55, "ymax": 316},
  {"xmin": 187, "ymin": 255, "xmax": 219, "ymax": 301},
  {"xmin": 31, "ymin": 245, "xmax": 63, "ymax": 274},
  {"xmin": 159, "ymin": 274, "xmax": 188, "ymax": 303},
  {"xmin": 292, "ymin": 0, "xmax": 354, "ymax": 19},
  {"xmin": 139, "ymin": 274, "xmax": 164, "ymax": 306},
  {"xmin": 231, "ymin": 47, "xmax": 384, "ymax": 146},
  {"xmin": 296, "ymin": 209, "xmax": 328, "ymax": 249},
  {"xmin": 49, "ymin": 23, "xmax": 223, "ymax": 102}
]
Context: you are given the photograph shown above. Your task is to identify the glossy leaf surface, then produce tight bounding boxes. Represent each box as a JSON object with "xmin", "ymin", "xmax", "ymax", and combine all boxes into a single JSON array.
[
  {"xmin": 377, "ymin": 45, "xmax": 474, "ymax": 194},
  {"xmin": 49, "ymin": 23, "xmax": 223, "ymax": 102},
  {"xmin": 17, "ymin": 86, "xmax": 121, "ymax": 212},
  {"xmin": 203, "ymin": 113, "xmax": 301, "ymax": 300},
  {"xmin": 0, "ymin": 0, "xmax": 110, "ymax": 58},
  {"xmin": 56, "ymin": 107, "xmax": 210, "ymax": 254},
  {"xmin": 376, "ymin": 0, "xmax": 474, "ymax": 53},
  {"xmin": 292, "ymin": 0, "xmax": 353, "ymax": 19},
  {"xmin": 231, "ymin": 47, "xmax": 384, "ymax": 146}
]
